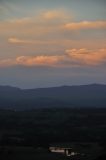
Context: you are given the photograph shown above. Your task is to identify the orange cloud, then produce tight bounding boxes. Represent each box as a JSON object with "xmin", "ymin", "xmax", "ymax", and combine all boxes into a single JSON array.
[
  {"xmin": 0, "ymin": 49, "xmax": 106, "ymax": 67},
  {"xmin": 8, "ymin": 38, "xmax": 36, "ymax": 44},
  {"xmin": 8, "ymin": 38, "xmax": 28, "ymax": 44},
  {"xmin": 0, "ymin": 9, "xmax": 71, "ymax": 37},
  {"xmin": 8, "ymin": 37, "xmax": 63, "ymax": 45},
  {"xmin": 66, "ymin": 48, "xmax": 106, "ymax": 65},
  {"xmin": 42, "ymin": 10, "xmax": 70, "ymax": 20},
  {"xmin": 65, "ymin": 21, "xmax": 106, "ymax": 30},
  {"xmin": 16, "ymin": 55, "xmax": 64, "ymax": 66}
]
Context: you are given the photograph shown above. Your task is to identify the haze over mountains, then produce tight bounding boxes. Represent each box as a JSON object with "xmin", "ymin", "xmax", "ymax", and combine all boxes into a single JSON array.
[{"xmin": 0, "ymin": 84, "xmax": 106, "ymax": 110}]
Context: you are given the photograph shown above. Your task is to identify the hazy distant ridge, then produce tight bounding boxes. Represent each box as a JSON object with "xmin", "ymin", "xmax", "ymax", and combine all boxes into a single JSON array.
[{"xmin": 0, "ymin": 84, "xmax": 106, "ymax": 110}]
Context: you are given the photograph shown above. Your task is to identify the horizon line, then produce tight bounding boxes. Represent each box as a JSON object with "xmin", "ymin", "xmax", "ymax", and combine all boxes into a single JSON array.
[{"xmin": 0, "ymin": 83, "xmax": 106, "ymax": 90}]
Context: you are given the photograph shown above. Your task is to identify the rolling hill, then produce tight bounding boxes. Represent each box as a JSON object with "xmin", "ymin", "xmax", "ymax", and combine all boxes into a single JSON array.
[{"xmin": 0, "ymin": 84, "xmax": 106, "ymax": 110}]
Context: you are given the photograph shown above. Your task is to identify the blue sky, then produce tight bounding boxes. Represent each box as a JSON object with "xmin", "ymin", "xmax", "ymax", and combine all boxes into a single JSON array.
[
  {"xmin": 1, "ymin": 0, "xmax": 105, "ymax": 30},
  {"xmin": 1, "ymin": 0, "xmax": 106, "ymax": 20},
  {"xmin": 0, "ymin": 0, "xmax": 106, "ymax": 88}
]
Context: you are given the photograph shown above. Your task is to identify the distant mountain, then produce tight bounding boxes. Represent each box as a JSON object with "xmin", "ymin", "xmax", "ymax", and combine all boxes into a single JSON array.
[{"xmin": 0, "ymin": 84, "xmax": 106, "ymax": 110}]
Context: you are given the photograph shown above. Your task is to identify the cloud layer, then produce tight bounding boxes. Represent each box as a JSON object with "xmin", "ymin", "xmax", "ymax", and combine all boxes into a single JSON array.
[
  {"xmin": 0, "ymin": 48, "xmax": 106, "ymax": 67},
  {"xmin": 66, "ymin": 48, "xmax": 106, "ymax": 65},
  {"xmin": 0, "ymin": 9, "xmax": 106, "ymax": 69},
  {"xmin": 65, "ymin": 21, "xmax": 106, "ymax": 30}
]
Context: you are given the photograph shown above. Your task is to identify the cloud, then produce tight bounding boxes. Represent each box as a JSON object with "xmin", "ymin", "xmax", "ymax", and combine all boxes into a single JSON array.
[
  {"xmin": 0, "ymin": 12, "xmax": 105, "ymax": 52},
  {"xmin": 16, "ymin": 55, "xmax": 64, "ymax": 66},
  {"xmin": 0, "ymin": 48, "xmax": 106, "ymax": 67},
  {"xmin": 8, "ymin": 38, "xmax": 28, "ymax": 44},
  {"xmin": 42, "ymin": 10, "xmax": 70, "ymax": 21},
  {"xmin": 8, "ymin": 37, "xmax": 63, "ymax": 45},
  {"xmin": 65, "ymin": 21, "xmax": 106, "ymax": 30},
  {"xmin": 8, "ymin": 37, "xmax": 35, "ymax": 44},
  {"xmin": 0, "ymin": 9, "xmax": 71, "ymax": 37},
  {"xmin": 66, "ymin": 48, "xmax": 106, "ymax": 65}
]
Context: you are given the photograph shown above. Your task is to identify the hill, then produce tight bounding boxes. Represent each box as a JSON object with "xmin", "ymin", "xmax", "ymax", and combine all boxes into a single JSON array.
[{"xmin": 0, "ymin": 84, "xmax": 106, "ymax": 110}]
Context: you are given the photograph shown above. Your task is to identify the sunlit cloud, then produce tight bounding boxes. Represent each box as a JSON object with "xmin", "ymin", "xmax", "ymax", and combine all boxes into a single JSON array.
[
  {"xmin": 42, "ymin": 10, "xmax": 70, "ymax": 21},
  {"xmin": 0, "ymin": 9, "xmax": 71, "ymax": 36},
  {"xmin": 0, "ymin": 49, "xmax": 106, "ymax": 67},
  {"xmin": 0, "ymin": 12, "xmax": 105, "ymax": 50},
  {"xmin": 8, "ymin": 37, "xmax": 63, "ymax": 45},
  {"xmin": 8, "ymin": 38, "xmax": 28, "ymax": 44},
  {"xmin": 66, "ymin": 48, "xmax": 106, "ymax": 65},
  {"xmin": 65, "ymin": 21, "xmax": 106, "ymax": 30},
  {"xmin": 8, "ymin": 37, "xmax": 35, "ymax": 44},
  {"xmin": 0, "ymin": 8, "xmax": 106, "ymax": 69},
  {"xmin": 16, "ymin": 55, "xmax": 64, "ymax": 66}
]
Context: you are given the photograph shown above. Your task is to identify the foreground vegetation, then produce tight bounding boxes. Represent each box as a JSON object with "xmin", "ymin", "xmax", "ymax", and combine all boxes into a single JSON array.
[{"xmin": 0, "ymin": 108, "xmax": 106, "ymax": 159}]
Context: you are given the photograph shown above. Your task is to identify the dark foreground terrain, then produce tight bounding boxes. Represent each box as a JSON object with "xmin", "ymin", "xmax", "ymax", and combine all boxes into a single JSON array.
[{"xmin": 0, "ymin": 108, "xmax": 106, "ymax": 160}]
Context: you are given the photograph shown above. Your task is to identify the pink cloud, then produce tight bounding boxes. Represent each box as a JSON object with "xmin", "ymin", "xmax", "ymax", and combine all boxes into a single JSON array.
[
  {"xmin": 16, "ymin": 55, "xmax": 64, "ymax": 66},
  {"xmin": 66, "ymin": 48, "xmax": 106, "ymax": 65},
  {"xmin": 65, "ymin": 21, "xmax": 106, "ymax": 30},
  {"xmin": 0, "ymin": 48, "xmax": 106, "ymax": 67}
]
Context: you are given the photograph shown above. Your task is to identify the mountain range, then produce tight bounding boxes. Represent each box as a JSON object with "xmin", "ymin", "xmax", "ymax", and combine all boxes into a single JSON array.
[{"xmin": 0, "ymin": 84, "xmax": 106, "ymax": 110}]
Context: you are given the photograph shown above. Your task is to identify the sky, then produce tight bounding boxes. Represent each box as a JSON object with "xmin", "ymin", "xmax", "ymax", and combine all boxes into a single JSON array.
[{"xmin": 0, "ymin": 0, "xmax": 106, "ymax": 88}]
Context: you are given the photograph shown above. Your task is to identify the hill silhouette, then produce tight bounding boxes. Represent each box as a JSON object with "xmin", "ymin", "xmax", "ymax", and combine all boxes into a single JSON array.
[{"xmin": 0, "ymin": 84, "xmax": 106, "ymax": 110}]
